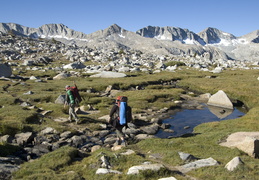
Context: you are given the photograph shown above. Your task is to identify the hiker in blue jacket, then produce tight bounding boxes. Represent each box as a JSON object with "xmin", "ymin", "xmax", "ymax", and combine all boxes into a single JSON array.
[
  {"xmin": 64, "ymin": 82, "xmax": 79, "ymax": 124},
  {"xmin": 109, "ymin": 96, "xmax": 132, "ymax": 147}
]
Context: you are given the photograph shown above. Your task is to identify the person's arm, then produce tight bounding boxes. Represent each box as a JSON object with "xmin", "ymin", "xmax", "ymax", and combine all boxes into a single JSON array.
[
  {"xmin": 109, "ymin": 105, "xmax": 117, "ymax": 117},
  {"xmin": 73, "ymin": 81, "xmax": 77, "ymax": 88},
  {"xmin": 64, "ymin": 92, "xmax": 68, "ymax": 108},
  {"xmin": 128, "ymin": 106, "xmax": 133, "ymax": 122}
]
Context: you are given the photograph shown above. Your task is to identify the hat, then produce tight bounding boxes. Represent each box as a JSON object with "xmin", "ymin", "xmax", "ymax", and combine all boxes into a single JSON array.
[{"xmin": 65, "ymin": 85, "xmax": 70, "ymax": 89}]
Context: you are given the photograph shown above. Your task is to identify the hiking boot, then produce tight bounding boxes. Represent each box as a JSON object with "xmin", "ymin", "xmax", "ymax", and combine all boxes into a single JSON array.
[
  {"xmin": 114, "ymin": 140, "xmax": 120, "ymax": 146},
  {"xmin": 121, "ymin": 140, "xmax": 126, "ymax": 147}
]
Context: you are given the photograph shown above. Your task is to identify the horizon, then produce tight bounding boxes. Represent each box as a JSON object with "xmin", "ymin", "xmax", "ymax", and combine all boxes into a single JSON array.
[{"xmin": 1, "ymin": 0, "xmax": 259, "ymax": 37}]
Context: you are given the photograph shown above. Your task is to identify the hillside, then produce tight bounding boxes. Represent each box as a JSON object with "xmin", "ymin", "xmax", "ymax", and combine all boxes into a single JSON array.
[{"xmin": 1, "ymin": 22, "xmax": 259, "ymax": 64}]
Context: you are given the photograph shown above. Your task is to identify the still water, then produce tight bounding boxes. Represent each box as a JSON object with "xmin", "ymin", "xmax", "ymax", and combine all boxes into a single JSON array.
[{"xmin": 155, "ymin": 104, "xmax": 246, "ymax": 138}]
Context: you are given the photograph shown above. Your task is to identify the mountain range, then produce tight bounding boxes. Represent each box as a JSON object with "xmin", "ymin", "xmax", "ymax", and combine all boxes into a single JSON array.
[{"xmin": 1, "ymin": 23, "xmax": 259, "ymax": 62}]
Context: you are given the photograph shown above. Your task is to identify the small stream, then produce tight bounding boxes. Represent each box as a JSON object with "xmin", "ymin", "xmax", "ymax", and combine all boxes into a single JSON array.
[{"xmin": 156, "ymin": 104, "xmax": 246, "ymax": 138}]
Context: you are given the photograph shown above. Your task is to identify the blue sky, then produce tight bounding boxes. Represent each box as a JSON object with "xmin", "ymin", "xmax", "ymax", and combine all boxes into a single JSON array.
[{"xmin": 1, "ymin": 0, "xmax": 258, "ymax": 37}]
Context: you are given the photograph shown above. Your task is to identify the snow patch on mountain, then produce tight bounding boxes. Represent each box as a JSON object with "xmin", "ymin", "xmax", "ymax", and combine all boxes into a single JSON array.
[
  {"xmin": 39, "ymin": 35, "xmax": 88, "ymax": 42},
  {"xmin": 154, "ymin": 34, "xmax": 171, "ymax": 41},
  {"xmin": 118, "ymin": 29, "xmax": 125, "ymax": 38},
  {"xmin": 209, "ymin": 38, "xmax": 249, "ymax": 47}
]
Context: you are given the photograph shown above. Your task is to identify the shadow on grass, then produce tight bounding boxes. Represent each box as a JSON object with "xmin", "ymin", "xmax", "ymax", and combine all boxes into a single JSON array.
[
  {"xmin": 79, "ymin": 116, "xmax": 104, "ymax": 124},
  {"xmin": 178, "ymin": 133, "xmax": 201, "ymax": 138}
]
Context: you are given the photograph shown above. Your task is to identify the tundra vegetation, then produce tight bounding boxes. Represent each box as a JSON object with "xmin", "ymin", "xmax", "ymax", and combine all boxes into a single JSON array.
[{"xmin": 1, "ymin": 67, "xmax": 259, "ymax": 180}]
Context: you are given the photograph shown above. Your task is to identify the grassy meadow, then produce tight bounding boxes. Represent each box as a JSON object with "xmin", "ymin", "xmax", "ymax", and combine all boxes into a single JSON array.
[{"xmin": 1, "ymin": 67, "xmax": 259, "ymax": 179}]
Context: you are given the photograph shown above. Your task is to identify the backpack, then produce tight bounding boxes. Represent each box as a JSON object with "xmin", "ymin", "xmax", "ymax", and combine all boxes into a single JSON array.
[
  {"xmin": 68, "ymin": 86, "xmax": 82, "ymax": 104},
  {"xmin": 116, "ymin": 96, "xmax": 129, "ymax": 125},
  {"xmin": 67, "ymin": 90, "xmax": 75, "ymax": 104}
]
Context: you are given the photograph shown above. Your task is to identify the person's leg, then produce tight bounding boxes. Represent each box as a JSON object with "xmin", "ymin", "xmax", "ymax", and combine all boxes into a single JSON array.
[
  {"xmin": 121, "ymin": 139, "xmax": 126, "ymax": 146},
  {"xmin": 68, "ymin": 104, "xmax": 73, "ymax": 122},
  {"xmin": 69, "ymin": 104, "xmax": 79, "ymax": 123},
  {"xmin": 114, "ymin": 126, "xmax": 126, "ymax": 146}
]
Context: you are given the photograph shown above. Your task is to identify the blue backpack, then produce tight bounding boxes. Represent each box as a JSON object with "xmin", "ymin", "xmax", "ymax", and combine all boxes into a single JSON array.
[{"xmin": 117, "ymin": 96, "xmax": 128, "ymax": 125}]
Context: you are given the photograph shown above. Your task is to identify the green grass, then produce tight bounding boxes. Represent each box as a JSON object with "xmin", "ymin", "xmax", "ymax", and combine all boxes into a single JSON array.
[
  {"xmin": 0, "ymin": 105, "xmax": 38, "ymax": 135},
  {"xmin": 115, "ymin": 87, "xmax": 184, "ymax": 113},
  {"xmin": 0, "ymin": 71, "xmax": 184, "ymax": 135},
  {"xmin": 13, "ymin": 146, "xmax": 181, "ymax": 180},
  {"xmin": 2, "ymin": 67, "xmax": 259, "ymax": 179},
  {"xmin": 164, "ymin": 60, "xmax": 186, "ymax": 67},
  {"xmin": 13, "ymin": 146, "xmax": 78, "ymax": 180}
]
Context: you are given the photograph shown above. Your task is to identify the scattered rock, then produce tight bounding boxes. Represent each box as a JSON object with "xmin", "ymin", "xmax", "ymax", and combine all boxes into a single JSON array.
[
  {"xmin": 23, "ymin": 91, "xmax": 34, "ymax": 95},
  {"xmin": 178, "ymin": 152, "xmax": 199, "ymax": 162},
  {"xmin": 220, "ymin": 132, "xmax": 259, "ymax": 158},
  {"xmin": 63, "ymin": 61, "xmax": 86, "ymax": 69},
  {"xmin": 0, "ymin": 135, "xmax": 13, "ymax": 143},
  {"xmin": 210, "ymin": 67, "xmax": 223, "ymax": 73},
  {"xmin": 15, "ymin": 132, "xmax": 35, "ymax": 146},
  {"xmin": 96, "ymin": 168, "xmax": 122, "ymax": 174},
  {"xmin": 141, "ymin": 124, "xmax": 160, "ymax": 135},
  {"xmin": 0, "ymin": 157, "xmax": 21, "ymax": 180},
  {"xmin": 225, "ymin": 156, "xmax": 244, "ymax": 171},
  {"xmin": 111, "ymin": 145, "xmax": 124, "ymax": 151},
  {"xmin": 120, "ymin": 149, "xmax": 135, "ymax": 156},
  {"xmin": 158, "ymin": 177, "xmax": 177, "ymax": 180},
  {"xmin": 40, "ymin": 127, "xmax": 57, "ymax": 135},
  {"xmin": 100, "ymin": 155, "xmax": 111, "ymax": 169},
  {"xmin": 127, "ymin": 163, "xmax": 165, "ymax": 175},
  {"xmin": 90, "ymin": 71, "xmax": 127, "ymax": 78},
  {"xmin": 0, "ymin": 63, "xmax": 12, "ymax": 77},
  {"xmin": 91, "ymin": 145, "xmax": 101, "ymax": 152},
  {"xmin": 55, "ymin": 95, "xmax": 66, "ymax": 104},
  {"xmin": 177, "ymin": 157, "xmax": 219, "ymax": 173},
  {"xmin": 53, "ymin": 73, "xmax": 70, "ymax": 80}
]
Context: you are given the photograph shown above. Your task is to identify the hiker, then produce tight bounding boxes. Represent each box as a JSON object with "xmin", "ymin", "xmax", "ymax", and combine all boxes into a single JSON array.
[
  {"xmin": 64, "ymin": 81, "xmax": 80, "ymax": 124},
  {"xmin": 109, "ymin": 96, "xmax": 133, "ymax": 146}
]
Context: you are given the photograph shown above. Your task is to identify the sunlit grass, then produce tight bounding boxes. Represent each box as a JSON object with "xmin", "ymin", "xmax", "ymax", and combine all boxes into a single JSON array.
[
  {"xmin": 13, "ymin": 146, "xmax": 78, "ymax": 180},
  {"xmin": 3, "ymin": 67, "xmax": 259, "ymax": 179}
]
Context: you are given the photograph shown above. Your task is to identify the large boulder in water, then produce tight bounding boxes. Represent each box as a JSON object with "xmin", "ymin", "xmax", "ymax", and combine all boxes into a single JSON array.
[
  {"xmin": 207, "ymin": 105, "xmax": 233, "ymax": 119},
  {"xmin": 207, "ymin": 90, "xmax": 233, "ymax": 109},
  {"xmin": 0, "ymin": 63, "xmax": 12, "ymax": 77}
]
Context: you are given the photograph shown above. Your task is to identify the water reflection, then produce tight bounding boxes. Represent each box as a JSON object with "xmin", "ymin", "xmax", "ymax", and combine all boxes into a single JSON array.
[
  {"xmin": 156, "ymin": 104, "xmax": 246, "ymax": 138},
  {"xmin": 207, "ymin": 105, "xmax": 233, "ymax": 119}
]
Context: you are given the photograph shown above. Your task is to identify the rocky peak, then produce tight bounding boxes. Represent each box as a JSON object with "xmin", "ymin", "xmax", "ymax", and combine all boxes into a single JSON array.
[
  {"xmin": 38, "ymin": 23, "xmax": 69, "ymax": 34},
  {"xmin": 136, "ymin": 26, "xmax": 205, "ymax": 45},
  {"xmin": 1, "ymin": 22, "xmax": 259, "ymax": 62},
  {"xmin": 198, "ymin": 27, "xmax": 236, "ymax": 44},
  {"xmin": 38, "ymin": 23, "xmax": 88, "ymax": 39},
  {"xmin": 102, "ymin": 24, "xmax": 124, "ymax": 37},
  {"xmin": 0, "ymin": 23, "xmax": 33, "ymax": 35},
  {"xmin": 0, "ymin": 23, "xmax": 88, "ymax": 40},
  {"xmin": 240, "ymin": 30, "xmax": 259, "ymax": 43}
]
